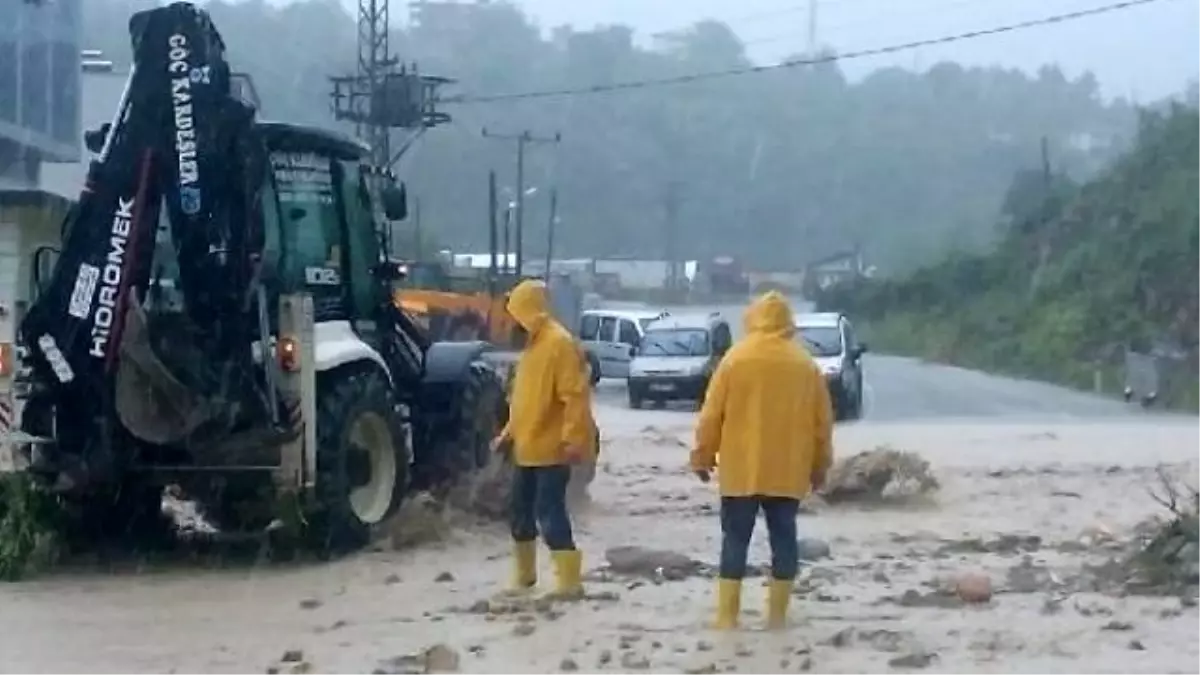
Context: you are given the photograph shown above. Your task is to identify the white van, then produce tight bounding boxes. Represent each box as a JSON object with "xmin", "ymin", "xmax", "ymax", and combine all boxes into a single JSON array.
[
  {"xmin": 627, "ymin": 312, "xmax": 732, "ymax": 408},
  {"xmin": 578, "ymin": 308, "xmax": 668, "ymax": 383}
]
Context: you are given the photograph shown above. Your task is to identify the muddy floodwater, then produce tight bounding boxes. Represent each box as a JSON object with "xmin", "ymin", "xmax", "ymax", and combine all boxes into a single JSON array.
[{"xmin": 1, "ymin": 370, "xmax": 1197, "ymax": 674}]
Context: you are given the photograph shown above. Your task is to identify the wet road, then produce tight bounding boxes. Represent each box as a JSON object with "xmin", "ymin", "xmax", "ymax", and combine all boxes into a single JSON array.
[{"xmin": 605, "ymin": 300, "xmax": 1143, "ymax": 422}]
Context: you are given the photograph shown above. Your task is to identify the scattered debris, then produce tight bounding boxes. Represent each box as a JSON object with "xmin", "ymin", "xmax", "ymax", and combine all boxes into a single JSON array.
[
  {"xmin": 884, "ymin": 588, "xmax": 963, "ymax": 609},
  {"xmin": 597, "ymin": 650, "xmax": 613, "ymax": 666},
  {"xmin": 384, "ymin": 574, "xmax": 402, "ymax": 585},
  {"xmin": 513, "ymin": 623, "xmax": 536, "ymax": 637},
  {"xmin": 372, "ymin": 644, "xmax": 460, "ymax": 674},
  {"xmin": 797, "ymin": 537, "xmax": 831, "ymax": 561},
  {"xmin": 281, "ymin": 650, "xmax": 304, "ymax": 663},
  {"xmin": 821, "ymin": 447, "xmax": 939, "ymax": 504},
  {"xmin": 1128, "ymin": 639, "xmax": 1146, "ymax": 651},
  {"xmin": 387, "ymin": 493, "xmax": 452, "ymax": 549},
  {"xmin": 298, "ymin": 598, "xmax": 321, "ymax": 610},
  {"xmin": 937, "ymin": 534, "xmax": 1042, "ymax": 556},
  {"xmin": 888, "ymin": 651, "xmax": 938, "ymax": 669},
  {"xmin": 1122, "ymin": 468, "xmax": 1199, "ymax": 594},
  {"xmin": 1101, "ymin": 620, "xmax": 1134, "ymax": 632},
  {"xmin": 435, "ymin": 571, "xmax": 455, "ymax": 583},
  {"xmin": 559, "ymin": 657, "xmax": 578, "ymax": 671},
  {"xmin": 954, "ymin": 572, "xmax": 993, "ymax": 604}
]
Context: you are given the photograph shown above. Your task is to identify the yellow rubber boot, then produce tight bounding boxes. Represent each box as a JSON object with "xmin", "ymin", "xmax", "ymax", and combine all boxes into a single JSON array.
[
  {"xmin": 714, "ymin": 578, "xmax": 742, "ymax": 630},
  {"xmin": 510, "ymin": 540, "xmax": 537, "ymax": 591},
  {"xmin": 766, "ymin": 579, "xmax": 794, "ymax": 630},
  {"xmin": 548, "ymin": 549, "xmax": 585, "ymax": 599}
]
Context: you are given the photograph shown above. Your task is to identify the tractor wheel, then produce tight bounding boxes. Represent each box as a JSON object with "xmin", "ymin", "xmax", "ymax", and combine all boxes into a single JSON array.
[
  {"xmin": 307, "ymin": 367, "xmax": 410, "ymax": 554},
  {"xmin": 442, "ymin": 361, "xmax": 512, "ymax": 519},
  {"xmin": 442, "ymin": 361, "xmax": 506, "ymax": 476}
]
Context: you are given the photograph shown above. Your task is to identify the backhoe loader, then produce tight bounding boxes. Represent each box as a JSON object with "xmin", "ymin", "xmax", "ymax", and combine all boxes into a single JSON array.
[{"xmin": 0, "ymin": 1, "xmax": 506, "ymax": 553}]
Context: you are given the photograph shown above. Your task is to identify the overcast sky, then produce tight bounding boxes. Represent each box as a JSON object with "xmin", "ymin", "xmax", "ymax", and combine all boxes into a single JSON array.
[{"xmin": 297, "ymin": 0, "xmax": 1199, "ymax": 101}]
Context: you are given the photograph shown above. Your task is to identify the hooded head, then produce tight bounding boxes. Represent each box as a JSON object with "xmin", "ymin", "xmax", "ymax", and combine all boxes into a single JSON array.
[
  {"xmin": 743, "ymin": 290, "xmax": 795, "ymax": 338},
  {"xmin": 506, "ymin": 279, "xmax": 551, "ymax": 334}
]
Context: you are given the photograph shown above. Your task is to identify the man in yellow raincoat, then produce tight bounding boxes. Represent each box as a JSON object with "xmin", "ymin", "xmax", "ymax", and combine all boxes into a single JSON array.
[
  {"xmin": 691, "ymin": 290, "xmax": 834, "ymax": 630},
  {"xmin": 492, "ymin": 279, "xmax": 597, "ymax": 597}
]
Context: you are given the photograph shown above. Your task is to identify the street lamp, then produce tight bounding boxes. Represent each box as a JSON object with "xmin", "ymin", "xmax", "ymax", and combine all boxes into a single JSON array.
[{"xmin": 500, "ymin": 186, "xmax": 538, "ymax": 274}]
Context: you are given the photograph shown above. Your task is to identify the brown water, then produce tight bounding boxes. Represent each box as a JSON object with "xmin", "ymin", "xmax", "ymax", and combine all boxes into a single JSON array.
[{"xmin": 0, "ymin": 401, "xmax": 1196, "ymax": 674}]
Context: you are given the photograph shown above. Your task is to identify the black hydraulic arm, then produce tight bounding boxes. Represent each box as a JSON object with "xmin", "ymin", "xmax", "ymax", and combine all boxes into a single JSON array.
[{"xmin": 18, "ymin": 2, "xmax": 263, "ymax": 428}]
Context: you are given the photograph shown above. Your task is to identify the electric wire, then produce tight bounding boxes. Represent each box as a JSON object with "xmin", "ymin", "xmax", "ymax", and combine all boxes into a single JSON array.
[{"xmin": 442, "ymin": 0, "xmax": 1172, "ymax": 105}]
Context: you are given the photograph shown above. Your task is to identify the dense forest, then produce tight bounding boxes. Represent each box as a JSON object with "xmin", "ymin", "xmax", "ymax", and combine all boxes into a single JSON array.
[
  {"xmin": 82, "ymin": 0, "xmax": 1144, "ymax": 272},
  {"xmin": 815, "ymin": 104, "xmax": 1199, "ymax": 409}
]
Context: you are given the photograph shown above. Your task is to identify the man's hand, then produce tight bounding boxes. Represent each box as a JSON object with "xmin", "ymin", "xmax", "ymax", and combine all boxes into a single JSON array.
[
  {"xmin": 490, "ymin": 434, "xmax": 511, "ymax": 454},
  {"xmin": 562, "ymin": 444, "xmax": 587, "ymax": 464},
  {"xmin": 694, "ymin": 469, "xmax": 711, "ymax": 483},
  {"xmin": 811, "ymin": 466, "xmax": 828, "ymax": 493}
]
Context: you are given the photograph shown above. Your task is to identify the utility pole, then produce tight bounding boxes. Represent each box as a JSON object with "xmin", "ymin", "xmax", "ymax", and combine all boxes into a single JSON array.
[
  {"xmin": 412, "ymin": 196, "xmax": 422, "ymax": 258},
  {"xmin": 488, "ymin": 170, "xmax": 498, "ymax": 294},
  {"xmin": 544, "ymin": 187, "xmax": 559, "ymax": 281},
  {"xmin": 664, "ymin": 179, "xmax": 681, "ymax": 291},
  {"xmin": 481, "ymin": 128, "xmax": 561, "ymax": 277}
]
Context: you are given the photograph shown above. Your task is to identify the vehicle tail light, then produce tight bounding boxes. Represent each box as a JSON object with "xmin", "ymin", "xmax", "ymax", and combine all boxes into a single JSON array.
[
  {"xmin": 0, "ymin": 342, "xmax": 13, "ymax": 378},
  {"xmin": 278, "ymin": 336, "xmax": 300, "ymax": 372}
]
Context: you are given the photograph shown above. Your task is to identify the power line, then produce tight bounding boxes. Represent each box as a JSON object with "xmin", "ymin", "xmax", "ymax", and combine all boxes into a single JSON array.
[{"xmin": 444, "ymin": 0, "xmax": 1171, "ymax": 105}]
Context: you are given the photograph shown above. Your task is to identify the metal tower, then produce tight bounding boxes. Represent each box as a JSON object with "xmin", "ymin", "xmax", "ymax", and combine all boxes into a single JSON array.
[{"xmin": 329, "ymin": 0, "xmax": 452, "ymax": 170}]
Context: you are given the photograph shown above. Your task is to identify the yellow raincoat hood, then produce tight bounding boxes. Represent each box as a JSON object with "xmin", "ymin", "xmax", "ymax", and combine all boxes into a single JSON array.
[
  {"xmin": 743, "ymin": 290, "xmax": 795, "ymax": 339},
  {"xmin": 507, "ymin": 279, "xmax": 551, "ymax": 334}
]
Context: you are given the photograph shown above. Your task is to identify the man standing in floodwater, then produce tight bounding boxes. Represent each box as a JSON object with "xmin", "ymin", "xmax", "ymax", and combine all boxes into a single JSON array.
[
  {"xmin": 492, "ymin": 279, "xmax": 597, "ymax": 598},
  {"xmin": 691, "ymin": 290, "xmax": 834, "ymax": 630}
]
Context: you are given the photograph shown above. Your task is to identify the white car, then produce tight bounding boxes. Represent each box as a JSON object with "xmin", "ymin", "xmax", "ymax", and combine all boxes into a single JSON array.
[
  {"xmin": 578, "ymin": 308, "xmax": 668, "ymax": 384},
  {"xmin": 794, "ymin": 312, "xmax": 868, "ymax": 420}
]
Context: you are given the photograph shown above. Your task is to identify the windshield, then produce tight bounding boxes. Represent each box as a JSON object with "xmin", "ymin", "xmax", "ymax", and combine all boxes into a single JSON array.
[
  {"xmin": 796, "ymin": 325, "xmax": 843, "ymax": 357},
  {"xmin": 639, "ymin": 329, "xmax": 710, "ymax": 356},
  {"xmin": 637, "ymin": 317, "xmax": 656, "ymax": 331}
]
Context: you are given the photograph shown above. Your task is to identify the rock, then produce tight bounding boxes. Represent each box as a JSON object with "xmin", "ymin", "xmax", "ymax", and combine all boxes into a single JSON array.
[
  {"xmin": 513, "ymin": 623, "xmax": 536, "ymax": 637},
  {"xmin": 823, "ymin": 447, "xmax": 939, "ymax": 503},
  {"xmin": 734, "ymin": 646, "xmax": 754, "ymax": 658},
  {"xmin": 423, "ymin": 645, "xmax": 461, "ymax": 673},
  {"xmin": 298, "ymin": 598, "xmax": 322, "ymax": 610},
  {"xmin": 372, "ymin": 645, "xmax": 460, "ymax": 674},
  {"xmin": 384, "ymin": 574, "xmax": 401, "ymax": 585},
  {"xmin": 1128, "ymin": 639, "xmax": 1146, "ymax": 651},
  {"xmin": 1101, "ymin": 620, "xmax": 1134, "ymax": 631},
  {"xmin": 798, "ymin": 657, "xmax": 813, "ymax": 671},
  {"xmin": 289, "ymin": 663, "xmax": 313, "ymax": 674},
  {"xmin": 467, "ymin": 600, "xmax": 490, "ymax": 614},
  {"xmin": 597, "ymin": 650, "xmax": 613, "ymax": 666},
  {"xmin": 559, "ymin": 658, "xmax": 578, "ymax": 672},
  {"xmin": 888, "ymin": 652, "xmax": 937, "ymax": 669},
  {"xmin": 604, "ymin": 546, "xmax": 704, "ymax": 579},
  {"xmin": 620, "ymin": 652, "xmax": 650, "ymax": 670},
  {"xmin": 696, "ymin": 640, "xmax": 713, "ymax": 652},
  {"xmin": 797, "ymin": 537, "xmax": 831, "ymax": 561},
  {"xmin": 684, "ymin": 664, "xmax": 718, "ymax": 674},
  {"xmin": 954, "ymin": 572, "xmax": 993, "ymax": 604},
  {"xmin": 281, "ymin": 650, "xmax": 304, "ymax": 663},
  {"xmin": 434, "ymin": 571, "xmax": 455, "ymax": 583},
  {"xmin": 827, "ymin": 627, "xmax": 855, "ymax": 647}
]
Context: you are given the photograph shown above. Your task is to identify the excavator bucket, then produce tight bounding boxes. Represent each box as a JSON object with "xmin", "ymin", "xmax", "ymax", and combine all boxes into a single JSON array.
[
  {"xmin": 115, "ymin": 291, "xmax": 228, "ymax": 444},
  {"xmin": 114, "ymin": 292, "xmax": 221, "ymax": 445}
]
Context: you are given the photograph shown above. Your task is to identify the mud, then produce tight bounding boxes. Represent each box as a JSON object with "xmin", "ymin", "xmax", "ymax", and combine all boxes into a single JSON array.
[{"xmin": 0, "ymin": 406, "xmax": 1197, "ymax": 673}]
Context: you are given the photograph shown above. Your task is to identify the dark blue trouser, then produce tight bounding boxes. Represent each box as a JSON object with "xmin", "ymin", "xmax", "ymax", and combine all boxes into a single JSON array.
[
  {"xmin": 510, "ymin": 465, "xmax": 575, "ymax": 550},
  {"xmin": 719, "ymin": 496, "xmax": 800, "ymax": 581}
]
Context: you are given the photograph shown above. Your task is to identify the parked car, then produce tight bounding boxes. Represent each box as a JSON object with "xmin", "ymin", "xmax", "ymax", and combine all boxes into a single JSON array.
[
  {"xmin": 578, "ymin": 308, "xmax": 669, "ymax": 384},
  {"xmin": 794, "ymin": 312, "xmax": 867, "ymax": 420},
  {"xmin": 627, "ymin": 312, "xmax": 733, "ymax": 409}
]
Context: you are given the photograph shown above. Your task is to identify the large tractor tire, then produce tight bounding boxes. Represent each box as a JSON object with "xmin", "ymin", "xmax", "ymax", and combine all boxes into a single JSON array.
[
  {"xmin": 306, "ymin": 367, "xmax": 410, "ymax": 554},
  {"xmin": 440, "ymin": 361, "xmax": 512, "ymax": 518}
]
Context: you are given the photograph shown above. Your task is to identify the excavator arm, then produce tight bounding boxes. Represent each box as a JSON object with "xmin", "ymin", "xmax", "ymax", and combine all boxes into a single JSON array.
[{"xmin": 17, "ymin": 2, "xmax": 268, "ymax": 472}]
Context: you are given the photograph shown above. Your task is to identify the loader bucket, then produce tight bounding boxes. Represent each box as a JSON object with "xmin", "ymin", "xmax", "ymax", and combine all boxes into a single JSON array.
[{"xmin": 114, "ymin": 293, "xmax": 222, "ymax": 445}]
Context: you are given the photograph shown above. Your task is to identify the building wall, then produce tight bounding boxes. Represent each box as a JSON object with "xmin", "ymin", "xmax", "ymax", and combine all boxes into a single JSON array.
[
  {"xmin": 40, "ymin": 69, "xmax": 128, "ymax": 198},
  {"xmin": 0, "ymin": 0, "xmax": 83, "ymax": 188}
]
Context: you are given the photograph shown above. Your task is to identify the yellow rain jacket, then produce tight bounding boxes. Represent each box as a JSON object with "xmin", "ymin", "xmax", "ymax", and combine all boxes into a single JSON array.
[
  {"xmin": 691, "ymin": 291, "xmax": 834, "ymax": 498},
  {"xmin": 500, "ymin": 280, "xmax": 598, "ymax": 467}
]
